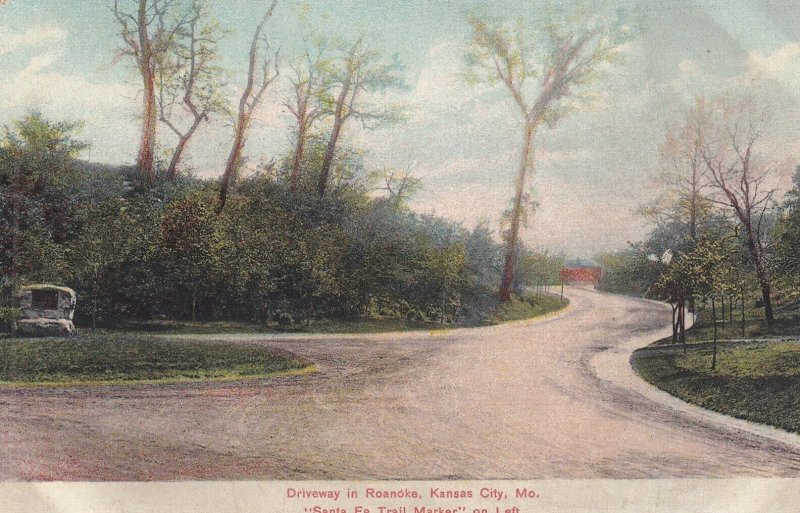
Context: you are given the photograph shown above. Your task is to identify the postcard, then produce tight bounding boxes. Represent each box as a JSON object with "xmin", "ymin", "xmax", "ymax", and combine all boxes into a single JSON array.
[{"xmin": 1, "ymin": 1, "xmax": 800, "ymax": 512}]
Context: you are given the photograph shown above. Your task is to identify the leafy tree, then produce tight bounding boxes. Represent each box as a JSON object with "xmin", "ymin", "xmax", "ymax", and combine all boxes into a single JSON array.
[
  {"xmin": 775, "ymin": 166, "xmax": 800, "ymax": 292},
  {"xmin": 0, "ymin": 113, "xmax": 87, "ymax": 332},
  {"xmin": 315, "ymin": 37, "xmax": 405, "ymax": 197},
  {"xmin": 68, "ymin": 198, "xmax": 130, "ymax": 328},
  {"xmin": 159, "ymin": 193, "xmax": 226, "ymax": 320},
  {"xmin": 465, "ymin": 9, "xmax": 629, "ymax": 302}
]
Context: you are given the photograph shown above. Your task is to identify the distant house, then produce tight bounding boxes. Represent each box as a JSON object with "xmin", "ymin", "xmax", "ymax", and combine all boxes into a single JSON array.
[{"xmin": 560, "ymin": 258, "xmax": 603, "ymax": 286}]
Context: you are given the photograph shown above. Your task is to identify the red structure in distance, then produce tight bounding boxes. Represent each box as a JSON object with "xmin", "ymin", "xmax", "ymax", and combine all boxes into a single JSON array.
[{"xmin": 560, "ymin": 259, "xmax": 603, "ymax": 286}]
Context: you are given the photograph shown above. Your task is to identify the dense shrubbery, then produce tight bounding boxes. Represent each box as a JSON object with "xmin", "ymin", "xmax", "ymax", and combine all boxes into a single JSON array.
[{"xmin": 0, "ymin": 113, "xmax": 560, "ymax": 331}]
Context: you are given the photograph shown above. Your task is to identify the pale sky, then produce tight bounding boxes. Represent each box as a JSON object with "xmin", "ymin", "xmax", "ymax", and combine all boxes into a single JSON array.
[{"xmin": 3, "ymin": 0, "xmax": 800, "ymax": 258}]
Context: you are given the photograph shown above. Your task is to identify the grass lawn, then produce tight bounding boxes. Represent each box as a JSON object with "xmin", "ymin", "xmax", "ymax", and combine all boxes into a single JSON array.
[
  {"xmin": 0, "ymin": 333, "xmax": 313, "ymax": 387},
  {"xmin": 653, "ymin": 296, "xmax": 800, "ymax": 346},
  {"xmin": 0, "ymin": 295, "xmax": 566, "ymax": 387},
  {"xmin": 632, "ymin": 341, "xmax": 800, "ymax": 433},
  {"xmin": 491, "ymin": 294, "xmax": 568, "ymax": 323}
]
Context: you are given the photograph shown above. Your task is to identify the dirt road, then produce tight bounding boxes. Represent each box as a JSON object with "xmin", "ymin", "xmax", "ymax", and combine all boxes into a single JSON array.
[{"xmin": 2, "ymin": 287, "xmax": 800, "ymax": 480}]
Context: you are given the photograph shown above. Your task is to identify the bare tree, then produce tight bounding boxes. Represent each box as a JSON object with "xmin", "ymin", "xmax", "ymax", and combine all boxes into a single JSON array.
[
  {"xmin": 316, "ymin": 38, "xmax": 405, "ymax": 198},
  {"xmin": 285, "ymin": 39, "xmax": 327, "ymax": 191},
  {"xmin": 217, "ymin": 0, "xmax": 280, "ymax": 212},
  {"xmin": 113, "ymin": 0, "xmax": 189, "ymax": 180},
  {"xmin": 378, "ymin": 162, "xmax": 421, "ymax": 208},
  {"xmin": 155, "ymin": 0, "xmax": 226, "ymax": 179},
  {"xmin": 701, "ymin": 97, "xmax": 778, "ymax": 331},
  {"xmin": 466, "ymin": 11, "xmax": 627, "ymax": 302},
  {"xmin": 647, "ymin": 97, "xmax": 715, "ymax": 241}
]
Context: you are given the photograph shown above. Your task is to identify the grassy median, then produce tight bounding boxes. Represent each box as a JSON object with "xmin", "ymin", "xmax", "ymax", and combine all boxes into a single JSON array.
[
  {"xmin": 632, "ymin": 341, "xmax": 800, "ymax": 433},
  {"xmin": 0, "ymin": 333, "xmax": 313, "ymax": 387}
]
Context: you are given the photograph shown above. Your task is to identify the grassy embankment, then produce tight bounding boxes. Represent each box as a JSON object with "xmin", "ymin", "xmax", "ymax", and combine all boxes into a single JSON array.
[
  {"xmin": 0, "ymin": 294, "xmax": 567, "ymax": 386},
  {"xmin": 491, "ymin": 294, "xmax": 567, "ymax": 323},
  {"xmin": 0, "ymin": 334, "xmax": 313, "ymax": 387},
  {"xmin": 118, "ymin": 294, "xmax": 568, "ymax": 334},
  {"xmin": 632, "ymin": 297, "xmax": 800, "ymax": 433}
]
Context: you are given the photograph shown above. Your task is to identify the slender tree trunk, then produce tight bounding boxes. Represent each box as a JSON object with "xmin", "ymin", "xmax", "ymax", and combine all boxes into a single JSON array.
[
  {"xmin": 218, "ymin": 113, "xmax": 250, "ymax": 212},
  {"xmin": 500, "ymin": 122, "xmax": 536, "ymax": 302},
  {"xmin": 711, "ymin": 295, "xmax": 718, "ymax": 370},
  {"xmin": 441, "ymin": 281, "xmax": 447, "ymax": 325},
  {"xmin": 318, "ymin": 42, "xmax": 357, "ymax": 198},
  {"xmin": 672, "ymin": 303, "xmax": 678, "ymax": 345},
  {"xmin": 8, "ymin": 186, "xmax": 20, "ymax": 337},
  {"xmin": 137, "ymin": 0, "xmax": 156, "ymax": 180},
  {"xmin": 741, "ymin": 284, "xmax": 746, "ymax": 338},
  {"xmin": 92, "ymin": 266, "xmax": 99, "ymax": 331},
  {"xmin": 760, "ymin": 280, "xmax": 773, "ymax": 332},
  {"xmin": 721, "ymin": 295, "xmax": 726, "ymax": 329},
  {"xmin": 290, "ymin": 124, "xmax": 307, "ymax": 191},
  {"xmin": 166, "ymin": 112, "xmax": 206, "ymax": 179},
  {"xmin": 139, "ymin": 68, "xmax": 157, "ymax": 179},
  {"xmin": 679, "ymin": 300, "xmax": 686, "ymax": 348},
  {"xmin": 167, "ymin": 135, "xmax": 190, "ymax": 180},
  {"xmin": 191, "ymin": 286, "xmax": 197, "ymax": 322},
  {"xmin": 218, "ymin": 1, "xmax": 277, "ymax": 212},
  {"xmin": 750, "ymin": 239, "xmax": 774, "ymax": 332},
  {"xmin": 742, "ymin": 223, "xmax": 774, "ymax": 332},
  {"xmin": 317, "ymin": 116, "xmax": 345, "ymax": 198}
]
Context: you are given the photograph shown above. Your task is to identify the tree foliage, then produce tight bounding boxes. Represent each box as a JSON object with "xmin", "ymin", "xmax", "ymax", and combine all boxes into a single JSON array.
[
  {"xmin": 0, "ymin": 112, "xmax": 560, "ymax": 331},
  {"xmin": 465, "ymin": 8, "xmax": 629, "ymax": 301}
]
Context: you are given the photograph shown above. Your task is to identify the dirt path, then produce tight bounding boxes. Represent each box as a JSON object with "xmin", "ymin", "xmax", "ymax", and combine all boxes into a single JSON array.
[{"xmin": 2, "ymin": 287, "xmax": 800, "ymax": 480}]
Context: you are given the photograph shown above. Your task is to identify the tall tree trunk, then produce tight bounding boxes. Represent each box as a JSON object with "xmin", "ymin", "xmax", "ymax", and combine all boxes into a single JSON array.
[
  {"xmin": 166, "ymin": 113, "xmax": 206, "ymax": 179},
  {"xmin": 750, "ymin": 239, "xmax": 774, "ymax": 332},
  {"xmin": 317, "ymin": 58, "xmax": 353, "ymax": 198},
  {"xmin": 742, "ymin": 220, "xmax": 774, "ymax": 332},
  {"xmin": 741, "ymin": 284, "xmax": 746, "ymax": 338},
  {"xmin": 137, "ymin": 0, "xmax": 156, "ymax": 180},
  {"xmin": 8, "ymin": 186, "xmax": 20, "ymax": 337},
  {"xmin": 760, "ymin": 280, "xmax": 773, "ymax": 332},
  {"xmin": 441, "ymin": 281, "xmax": 447, "ymax": 325},
  {"xmin": 672, "ymin": 303, "xmax": 678, "ymax": 345},
  {"xmin": 729, "ymin": 295, "xmax": 734, "ymax": 323},
  {"xmin": 500, "ymin": 122, "xmax": 536, "ymax": 302},
  {"xmin": 191, "ymin": 288, "xmax": 197, "ymax": 323},
  {"xmin": 711, "ymin": 295, "xmax": 718, "ymax": 370},
  {"xmin": 217, "ymin": 0, "xmax": 278, "ymax": 212},
  {"xmin": 290, "ymin": 124, "xmax": 307, "ymax": 191},
  {"xmin": 317, "ymin": 119, "xmax": 344, "ymax": 198},
  {"xmin": 167, "ymin": 135, "xmax": 190, "ymax": 180},
  {"xmin": 218, "ymin": 113, "xmax": 250, "ymax": 212}
]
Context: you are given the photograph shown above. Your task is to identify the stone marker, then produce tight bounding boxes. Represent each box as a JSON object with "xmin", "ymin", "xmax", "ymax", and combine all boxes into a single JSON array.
[{"xmin": 17, "ymin": 284, "xmax": 77, "ymax": 336}]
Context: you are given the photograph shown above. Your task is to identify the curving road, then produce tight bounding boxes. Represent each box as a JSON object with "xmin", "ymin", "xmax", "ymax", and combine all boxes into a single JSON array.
[{"xmin": 2, "ymin": 287, "xmax": 800, "ymax": 480}]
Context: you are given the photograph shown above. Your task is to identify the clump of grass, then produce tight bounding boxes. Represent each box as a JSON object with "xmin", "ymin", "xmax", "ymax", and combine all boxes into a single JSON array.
[
  {"xmin": 0, "ymin": 333, "xmax": 312, "ymax": 386},
  {"xmin": 632, "ymin": 342, "xmax": 800, "ymax": 433}
]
